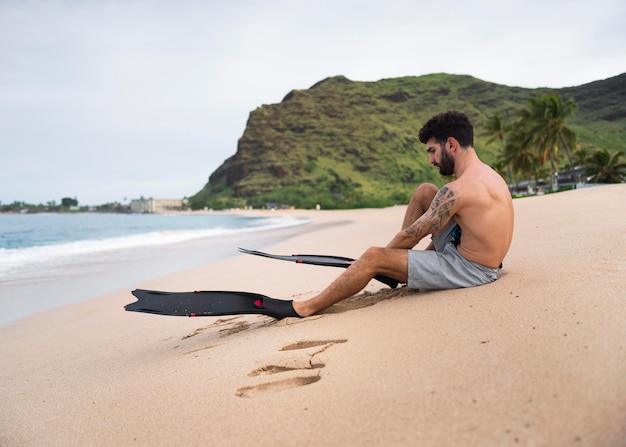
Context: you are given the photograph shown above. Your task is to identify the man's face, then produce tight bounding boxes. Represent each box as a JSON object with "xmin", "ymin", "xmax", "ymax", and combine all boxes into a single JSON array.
[{"xmin": 427, "ymin": 138, "xmax": 454, "ymax": 176}]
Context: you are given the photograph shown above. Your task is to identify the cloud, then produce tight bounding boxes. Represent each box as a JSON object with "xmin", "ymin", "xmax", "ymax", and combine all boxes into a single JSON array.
[{"xmin": 0, "ymin": 0, "xmax": 624, "ymax": 204}]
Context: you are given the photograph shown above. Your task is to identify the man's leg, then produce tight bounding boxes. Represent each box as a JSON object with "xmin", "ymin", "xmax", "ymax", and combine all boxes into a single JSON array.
[
  {"xmin": 292, "ymin": 247, "xmax": 408, "ymax": 317},
  {"xmin": 401, "ymin": 183, "xmax": 439, "ymax": 229},
  {"xmin": 292, "ymin": 183, "xmax": 438, "ymax": 318}
]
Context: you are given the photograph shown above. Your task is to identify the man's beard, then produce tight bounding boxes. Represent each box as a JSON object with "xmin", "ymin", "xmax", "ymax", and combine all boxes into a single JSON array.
[{"xmin": 437, "ymin": 149, "xmax": 455, "ymax": 176}]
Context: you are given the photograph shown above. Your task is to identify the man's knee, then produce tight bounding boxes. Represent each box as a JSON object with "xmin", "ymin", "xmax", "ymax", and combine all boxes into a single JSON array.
[
  {"xmin": 360, "ymin": 246, "xmax": 385, "ymax": 266},
  {"xmin": 413, "ymin": 183, "xmax": 439, "ymax": 198},
  {"xmin": 360, "ymin": 246, "xmax": 393, "ymax": 271},
  {"xmin": 360, "ymin": 246, "xmax": 408, "ymax": 281},
  {"xmin": 410, "ymin": 183, "xmax": 439, "ymax": 207}
]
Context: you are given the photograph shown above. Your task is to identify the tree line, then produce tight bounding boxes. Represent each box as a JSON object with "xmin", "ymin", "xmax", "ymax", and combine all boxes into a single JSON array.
[
  {"xmin": 0, "ymin": 198, "xmax": 131, "ymax": 213},
  {"xmin": 483, "ymin": 93, "xmax": 626, "ymax": 191}
]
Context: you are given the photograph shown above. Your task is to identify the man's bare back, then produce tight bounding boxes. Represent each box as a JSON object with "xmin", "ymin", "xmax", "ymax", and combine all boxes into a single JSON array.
[{"xmin": 441, "ymin": 161, "xmax": 514, "ymax": 269}]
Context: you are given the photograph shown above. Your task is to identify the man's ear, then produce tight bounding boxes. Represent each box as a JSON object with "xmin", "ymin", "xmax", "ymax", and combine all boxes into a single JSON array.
[{"xmin": 446, "ymin": 137, "xmax": 458, "ymax": 152}]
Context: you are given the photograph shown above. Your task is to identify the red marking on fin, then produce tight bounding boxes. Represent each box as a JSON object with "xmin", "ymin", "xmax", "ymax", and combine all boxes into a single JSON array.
[
  {"xmin": 254, "ymin": 299, "xmax": 263, "ymax": 307},
  {"xmin": 190, "ymin": 313, "xmax": 197, "ymax": 317},
  {"xmin": 297, "ymin": 260, "xmax": 303, "ymax": 263}
]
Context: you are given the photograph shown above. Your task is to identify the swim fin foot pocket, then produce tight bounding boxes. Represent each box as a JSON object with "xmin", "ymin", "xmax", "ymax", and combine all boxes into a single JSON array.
[{"xmin": 253, "ymin": 297, "xmax": 300, "ymax": 319}]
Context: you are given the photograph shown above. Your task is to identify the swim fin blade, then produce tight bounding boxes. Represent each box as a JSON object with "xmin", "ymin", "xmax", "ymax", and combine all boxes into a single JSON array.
[
  {"xmin": 125, "ymin": 289, "xmax": 300, "ymax": 320},
  {"xmin": 238, "ymin": 247, "xmax": 399, "ymax": 289}
]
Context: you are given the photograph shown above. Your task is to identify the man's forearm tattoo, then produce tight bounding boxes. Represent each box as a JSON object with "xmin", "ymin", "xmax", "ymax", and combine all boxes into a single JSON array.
[{"xmin": 406, "ymin": 186, "xmax": 455, "ymax": 238}]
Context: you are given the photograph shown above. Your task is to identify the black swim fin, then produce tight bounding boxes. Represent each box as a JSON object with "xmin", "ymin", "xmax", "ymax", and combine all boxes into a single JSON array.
[
  {"xmin": 238, "ymin": 247, "xmax": 399, "ymax": 289},
  {"xmin": 125, "ymin": 289, "xmax": 300, "ymax": 320}
]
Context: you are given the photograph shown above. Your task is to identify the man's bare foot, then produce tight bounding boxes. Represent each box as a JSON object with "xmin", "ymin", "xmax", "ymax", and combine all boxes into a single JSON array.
[{"xmin": 292, "ymin": 301, "xmax": 312, "ymax": 318}]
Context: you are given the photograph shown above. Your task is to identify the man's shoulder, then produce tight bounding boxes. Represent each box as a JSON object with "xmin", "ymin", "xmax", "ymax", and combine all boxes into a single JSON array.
[
  {"xmin": 449, "ymin": 169, "xmax": 507, "ymax": 204},
  {"xmin": 457, "ymin": 163, "xmax": 506, "ymax": 188}
]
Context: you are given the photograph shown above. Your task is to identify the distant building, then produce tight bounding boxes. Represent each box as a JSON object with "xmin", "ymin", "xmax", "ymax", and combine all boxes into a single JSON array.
[
  {"xmin": 130, "ymin": 198, "xmax": 188, "ymax": 213},
  {"xmin": 508, "ymin": 166, "xmax": 589, "ymax": 195}
]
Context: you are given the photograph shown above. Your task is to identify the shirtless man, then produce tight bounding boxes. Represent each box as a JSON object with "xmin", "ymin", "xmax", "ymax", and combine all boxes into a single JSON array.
[{"xmin": 288, "ymin": 110, "xmax": 514, "ymax": 318}]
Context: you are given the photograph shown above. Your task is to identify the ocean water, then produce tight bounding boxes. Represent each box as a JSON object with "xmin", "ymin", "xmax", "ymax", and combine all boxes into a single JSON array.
[
  {"xmin": 0, "ymin": 213, "xmax": 305, "ymax": 274},
  {"xmin": 0, "ymin": 212, "xmax": 310, "ymax": 327}
]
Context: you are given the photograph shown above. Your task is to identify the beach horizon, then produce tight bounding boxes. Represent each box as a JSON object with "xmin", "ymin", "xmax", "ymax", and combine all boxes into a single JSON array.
[{"xmin": 1, "ymin": 184, "xmax": 625, "ymax": 446}]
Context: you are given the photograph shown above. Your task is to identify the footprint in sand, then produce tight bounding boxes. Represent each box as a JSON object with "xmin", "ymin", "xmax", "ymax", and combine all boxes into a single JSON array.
[
  {"xmin": 180, "ymin": 317, "xmax": 241, "ymax": 340},
  {"xmin": 235, "ymin": 339, "xmax": 347, "ymax": 398},
  {"xmin": 235, "ymin": 376, "xmax": 322, "ymax": 398},
  {"xmin": 218, "ymin": 320, "xmax": 251, "ymax": 337},
  {"xmin": 178, "ymin": 317, "xmax": 266, "ymax": 355}
]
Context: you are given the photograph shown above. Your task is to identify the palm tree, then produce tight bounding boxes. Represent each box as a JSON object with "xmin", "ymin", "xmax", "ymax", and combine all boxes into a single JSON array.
[
  {"xmin": 517, "ymin": 93, "xmax": 578, "ymax": 174},
  {"xmin": 483, "ymin": 114, "xmax": 513, "ymax": 183},
  {"xmin": 544, "ymin": 93, "xmax": 578, "ymax": 167},
  {"xmin": 573, "ymin": 146, "xmax": 592, "ymax": 166},
  {"xmin": 502, "ymin": 126, "xmax": 545, "ymax": 192},
  {"xmin": 585, "ymin": 149, "xmax": 626, "ymax": 183}
]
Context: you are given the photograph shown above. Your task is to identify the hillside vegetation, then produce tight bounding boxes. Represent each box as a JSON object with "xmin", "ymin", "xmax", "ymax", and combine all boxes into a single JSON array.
[{"xmin": 191, "ymin": 73, "xmax": 626, "ymax": 209}]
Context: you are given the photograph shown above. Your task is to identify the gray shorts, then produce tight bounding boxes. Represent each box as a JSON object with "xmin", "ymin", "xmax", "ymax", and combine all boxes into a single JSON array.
[{"xmin": 407, "ymin": 221, "xmax": 499, "ymax": 290}]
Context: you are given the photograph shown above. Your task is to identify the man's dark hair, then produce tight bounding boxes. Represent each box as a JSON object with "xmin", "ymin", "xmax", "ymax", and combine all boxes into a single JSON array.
[{"xmin": 418, "ymin": 111, "xmax": 474, "ymax": 148}]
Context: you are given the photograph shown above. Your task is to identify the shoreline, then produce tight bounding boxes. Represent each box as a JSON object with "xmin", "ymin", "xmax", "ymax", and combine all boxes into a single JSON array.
[
  {"xmin": 1, "ymin": 185, "xmax": 625, "ymax": 446},
  {"xmin": 0, "ymin": 216, "xmax": 350, "ymax": 329}
]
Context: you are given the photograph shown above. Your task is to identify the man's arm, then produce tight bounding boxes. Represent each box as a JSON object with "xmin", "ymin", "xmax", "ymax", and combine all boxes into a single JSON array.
[{"xmin": 386, "ymin": 186, "xmax": 457, "ymax": 249}]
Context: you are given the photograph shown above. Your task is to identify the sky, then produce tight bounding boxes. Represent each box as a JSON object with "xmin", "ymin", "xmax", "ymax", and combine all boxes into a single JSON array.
[{"xmin": 1, "ymin": 0, "xmax": 625, "ymax": 206}]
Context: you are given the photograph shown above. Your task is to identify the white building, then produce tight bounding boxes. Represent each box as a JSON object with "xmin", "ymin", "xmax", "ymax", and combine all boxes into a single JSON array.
[{"xmin": 130, "ymin": 198, "xmax": 188, "ymax": 213}]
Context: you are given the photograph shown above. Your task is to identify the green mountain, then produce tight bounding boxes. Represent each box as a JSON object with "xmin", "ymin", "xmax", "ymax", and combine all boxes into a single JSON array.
[{"xmin": 191, "ymin": 73, "xmax": 626, "ymax": 209}]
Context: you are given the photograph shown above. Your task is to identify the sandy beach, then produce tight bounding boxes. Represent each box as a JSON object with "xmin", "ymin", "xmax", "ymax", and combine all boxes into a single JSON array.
[{"xmin": 1, "ymin": 184, "xmax": 625, "ymax": 446}]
